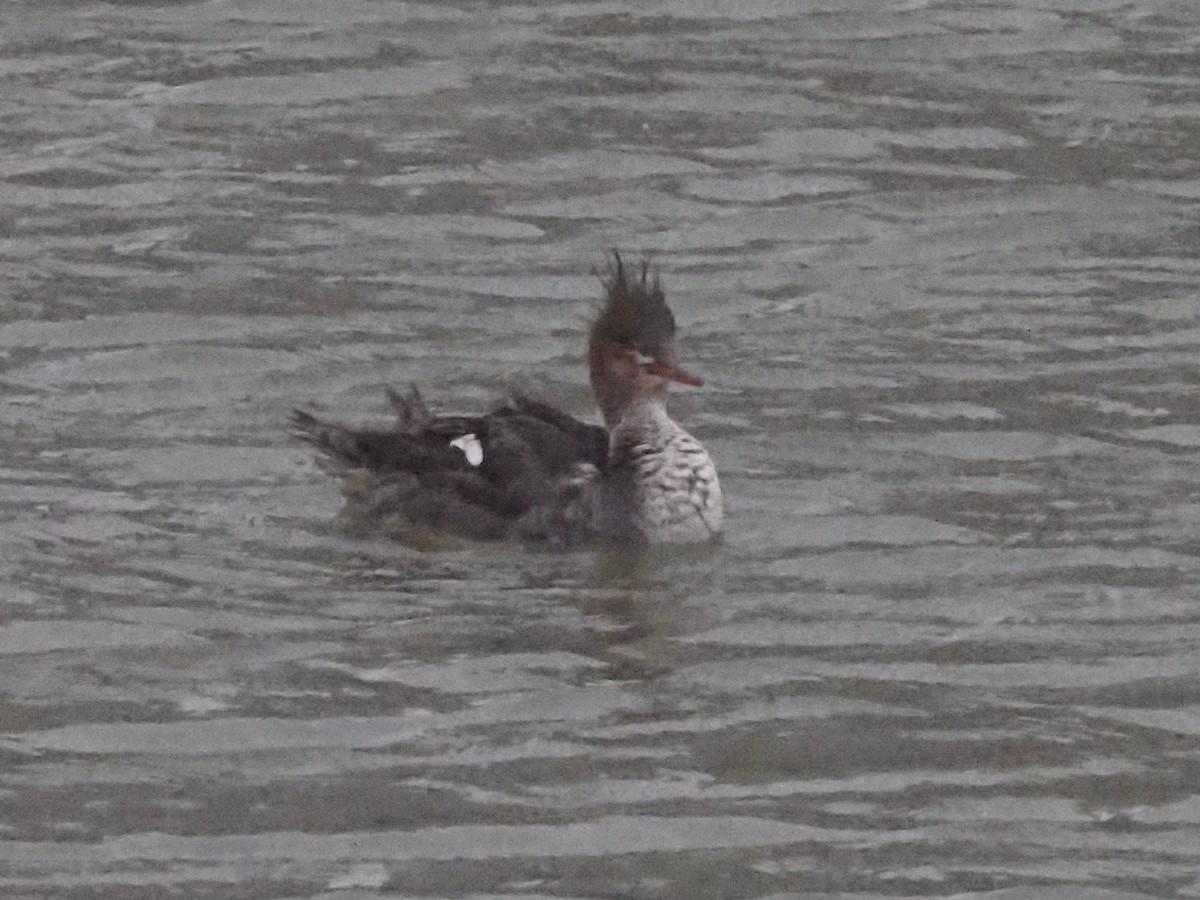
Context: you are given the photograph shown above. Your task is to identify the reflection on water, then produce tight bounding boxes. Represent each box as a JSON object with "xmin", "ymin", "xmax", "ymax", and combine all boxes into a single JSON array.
[{"xmin": 4, "ymin": 1, "xmax": 1200, "ymax": 896}]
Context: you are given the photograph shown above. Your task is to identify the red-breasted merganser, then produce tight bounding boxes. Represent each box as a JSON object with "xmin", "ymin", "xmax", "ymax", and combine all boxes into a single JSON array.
[{"xmin": 291, "ymin": 253, "xmax": 723, "ymax": 547}]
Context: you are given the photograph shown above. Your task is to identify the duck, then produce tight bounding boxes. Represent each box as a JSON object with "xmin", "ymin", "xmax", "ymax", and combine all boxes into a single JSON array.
[{"xmin": 291, "ymin": 253, "xmax": 722, "ymax": 548}]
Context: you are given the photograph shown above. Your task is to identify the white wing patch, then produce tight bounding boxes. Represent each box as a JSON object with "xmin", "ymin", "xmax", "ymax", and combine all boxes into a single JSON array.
[{"xmin": 450, "ymin": 433, "xmax": 484, "ymax": 467}]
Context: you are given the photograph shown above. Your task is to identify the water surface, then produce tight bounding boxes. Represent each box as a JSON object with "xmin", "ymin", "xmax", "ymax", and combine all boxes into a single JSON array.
[{"xmin": 3, "ymin": 1, "xmax": 1200, "ymax": 897}]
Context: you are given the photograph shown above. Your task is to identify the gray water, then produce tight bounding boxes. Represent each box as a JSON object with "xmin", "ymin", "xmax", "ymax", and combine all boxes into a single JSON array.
[{"xmin": 3, "ymin": 1, "xmax": 1200, "ymax": 897}]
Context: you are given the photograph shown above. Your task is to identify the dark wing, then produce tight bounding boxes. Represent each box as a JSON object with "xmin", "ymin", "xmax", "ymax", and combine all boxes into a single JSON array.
[
  {"xmin": 291, "ymin": 389, "xmax": 608, "ymax": 540},
  {"xmin": 500, "ymin": 394, "xmax": 608, "ymax": 470},
  {"xmin": 289, "ymin": 409, "xmax": 476, "ymax": 474}
]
